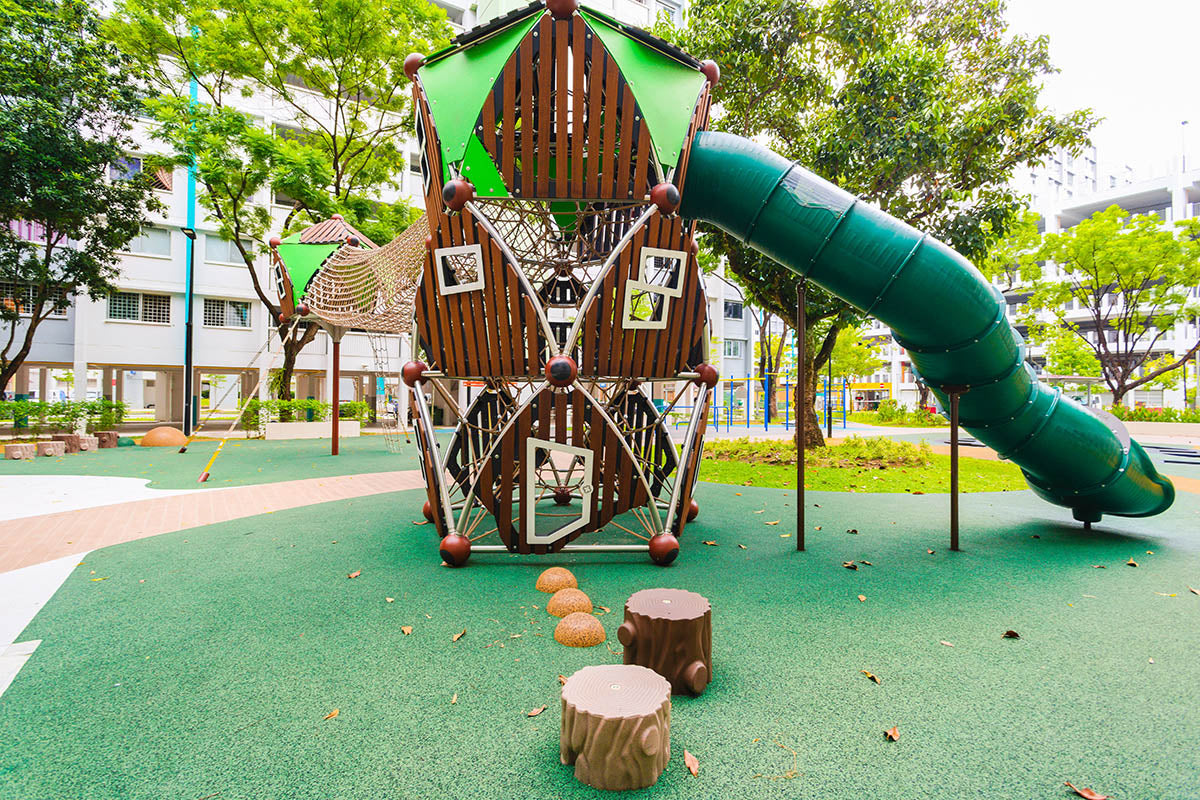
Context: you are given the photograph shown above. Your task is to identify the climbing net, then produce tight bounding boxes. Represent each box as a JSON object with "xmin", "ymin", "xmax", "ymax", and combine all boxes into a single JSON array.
[{"xmin": 301, "ymin": 215, "xmax": 428, "ymax": 333}]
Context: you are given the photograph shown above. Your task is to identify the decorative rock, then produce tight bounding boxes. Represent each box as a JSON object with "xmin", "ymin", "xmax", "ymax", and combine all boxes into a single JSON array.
[
  {"xmin": 5, "ymin": 443, "xmax": 35, "ymax": 460},
  {"xmin": 560, "ymin": 664, "xmax": 670, "ymax": 790},
  {"xmin": 554, "ymin": 612, "xmax": 606, "ymax": 648},
  {"xmin": 51, "ymin": 433, "xmax": 81, "ymax": 453},
  {"xmin": 139, "ymin": 426, "xmax": 187, "ymax": 447},
  {"xmin": 37, "ymin": 441, "xmax": 65, "ymax": 457},
  {"xmin": 536, "ymin": 566, "xmax": 578, "ymax": 594},
  {"xmin": 620, "ymin": 588, "xmax": 712, "ymax": 695},
  {"xmin": 547, "ymin": 587, "xmax": 592, "ymax": 617},
  {"xmin": 95, "ymin": 431, "xmax": 119, "ymax": 449}
]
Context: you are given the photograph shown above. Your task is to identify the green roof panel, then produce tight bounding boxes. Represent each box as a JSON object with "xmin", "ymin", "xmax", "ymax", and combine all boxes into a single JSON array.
[
  {"xmin": 276, "ymin": 242, "xmax": 339, "ymax": 300},
  {"xmin": 420, "ymin": 12, "xmax": 543, "ymax": 171},
  {"xmin": 579, "ymin": 9, "xmax": 705, "ymax": 168},
  {"xmin": 461, "ymin": 134, "xmax": 511, "ymax": 197}
]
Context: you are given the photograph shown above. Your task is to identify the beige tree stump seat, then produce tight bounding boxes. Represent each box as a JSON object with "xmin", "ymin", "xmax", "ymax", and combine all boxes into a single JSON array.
[
  {"xmin": 37, "ymin": 441, "xmax": 65, "ymax": 457},
  {"xmin": 51, "ymin": 434, "xmax": 80, "ymax": 453},
  {"xmin": 560, "ymin": 664, "xmax": 671, "ymax": 791},
  {"xmin": 96, "ymin": 431, "xmax": 119, "ymax": 448},
  {"xmin": 619, "ymin": 588, "xmax": 713, "ymax": 696},
  {"xmin": 78, "ymin": 434, "xmax": 99, "ymax": 452},
  {"xmin": 5, "ymin": 443, "xmax": 36, "ymax": 460}
]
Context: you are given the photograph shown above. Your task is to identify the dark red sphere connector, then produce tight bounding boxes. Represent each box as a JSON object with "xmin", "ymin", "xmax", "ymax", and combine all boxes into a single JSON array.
[
  {"xmin": 693, "ymin": 363, "xmax": 719, "ymax": 388},
  {"xmin": 269, "ymin": 236, "xmax": 282, "ymax": 248},
  {"xmin": 404, "ymin": 53, "xmax": 425, "ymax": 80},
  {"xmin": 650, "ymin": 182, "xmax": 681, "ymax": 215},
  {"xmin": 686, "ymin": 498, "xmax": 699, "ymax": 522},
  {"xmin": 442, "ymin": 178, "xmax": 475, "ymax": 212},
  {"xmin": 402, "ymin": 360, "xmax": 429, "ymax": 387},
  {"xmin": 422, "ymin": 500, "xmax": 435, "ymax": 523},
  {"xmin": 295, "ymin": 303, "xmax": 310, "ymax": 317},
  {"xmin": 700, "ymin": 60, "xmax": 720, "ymax": 86},
  {"xmin": 545, "ymin": 0, "xmax": 578, "ymax": 19},
  {"xmin": 545, "ymin": 355, "xmax": 578, "ymax": 387},
  {"xmin": 553, "ymin": 487, "xmax": 573, "ymax": 506},
  {"xmin": 439, "ymin": 533, "xmax": 471, "ymax": 567},
  {"xmin": 648, "ymin": 534, "xmax": 680, "ymax": 566}
]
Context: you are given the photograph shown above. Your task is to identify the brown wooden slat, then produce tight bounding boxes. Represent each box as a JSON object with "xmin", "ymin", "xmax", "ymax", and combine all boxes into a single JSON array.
[
  {"xmin": 585, "ymin": 49, "xmax": 603, "ymax": 197},
  {"xmin": 501, "ymin": 53, "xmax": 517, "ymax": 189},
  {"xmin": 632, "ymin": 118, "xmax": 650, "ymax": 201},
  {"xmin": 600, "ymin": 55, "xmax": 619, "ymax": 197},
  {"xmin": 486, "ymin": 239, "xmax": 514, "ymax": 377},
  {"xmin": 616, "ymin": 83, "xmax": 635, "ymax": 200},
  {"xmin": 571, "ymin": 16, "xmax": 585, "ymax": 197},
  {"xmin": 536, "ymin": 16, "xmax": 552, "ymax": 196},
  {"xmin": 520, "ymin": 37, "xmax": 535, "ymax": 197},
  {"xmin": 514, "ymin": 404, "xmax": 532, "ymax": 552},
  {"xmin": 525, "ymin": 296, "xmax": 540, "ymax": 368},
  {"xmin": 555, "ymin": 20, "xmax": 569, "ymax": 194},
  {"xmin": 554, "ymin": 384, "xmax": 568, "ymax": 443}
]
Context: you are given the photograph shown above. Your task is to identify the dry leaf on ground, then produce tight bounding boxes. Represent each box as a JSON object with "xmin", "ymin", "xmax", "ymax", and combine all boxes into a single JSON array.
[
  {"xmin": 1002, "ymin": 630, "xmax": 1020, "ymax": 639},
  {"xmin": 558, "ymin": 675, "xmax": 567, "ymax": 686},
  {"xmin": 1092, "ymin": 565, "xmax": 1107, "ymax": 569},
  {"xmin": 451, "ymin": 694, "xmax": 458, "ymax": 704},
  {"xmin": 859, "ymin": 560, "xmax": 873, "ymax": 566},
  {"xmin": 765, "ymin": 520, "xmax": 780, "ymax": 526},
  {"xmin": 323, "ymin": 709, "xmax": 339, "ymax": 720},
  {"xmin": 1189, "ymin": 586, "xmax": 1199, "ymax": 595},
  {"xmin": 703, "ymin": 541, "xmax": 718, "ymax": 546},
  {"xmin": 1126, "ymin": 559, "xmax": 1138, "ymax": 567},
  {"xmin": 927, "ymin": 549, "xmax": 935, "ymax": 555},
  {"xmin": 385, "ymin": 597, "xmax": 394, "ymax": 603},
  {"xmin": 884, "ymin": 726, "xmax": 899, "ymax": 742},
  {"xmin": 738, "ymin": 544, "xmax": 747, "ymax": 549},
  {"xmin": 861, "ymin": 670, "xmax": 881, "ymax": 684},
  {"xmin": 1064, "ymin": 781, "xmax": 1111, "ymax": 799},
  {"xmin": 452, "ymin": 629, "xmax": 466, "ymax": 642},
  {"xmin": 401, "ymin": 626, "xmax": 413, "ymax": 635},
  {"xmin": 842, "ymin": 562, "xmax": 858, "ymax": 570},
  {"xmin": 527, "ymin": 705, "xmax": 546, "ymax": 717},
  {"xmin": 684, "ymin": 749, "xmax": 699, "ymax": 777},
  {"xmin": 413, "ymin": 520, "xmax": 429, "ymax": 525},
  {"xmin": 940, "ymin": 640, "xmax": 954, "ymax": 647},
  {"xmin": 858, "ymin": 595, "xmax": 866, "ymax": 602},
  {"xmin": 347, "ymin": 570, "xmax": 361, "ymax": 579}
]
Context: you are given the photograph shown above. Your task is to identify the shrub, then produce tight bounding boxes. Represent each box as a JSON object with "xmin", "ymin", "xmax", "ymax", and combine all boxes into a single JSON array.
[
  {"xmin": 338, "ymin": 400, "xmax": 370, "ymax": 423},
  {"xmin": 1108, "ymin": 405, "xmax": 1200, "ymax": 423},
  {"xmin": 702, "ymin": 435, "xmax": 933, "ymax": 468},
  {"xmin": 1, "ymin": 399, "xmax": 126, "ymax": 436},
  {"xmin": 239, "ymin": 399, "xmax": 333, "ymax": 431}
]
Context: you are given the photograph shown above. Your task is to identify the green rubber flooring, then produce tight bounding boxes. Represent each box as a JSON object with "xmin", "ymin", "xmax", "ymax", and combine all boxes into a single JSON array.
[
  {"xmin": 0, "ymin": 434, "xmax": 432, "ymax": 489},
  {"xmin": 2, "ymin": 484, "xmax": 1198, "ymax": 799}
]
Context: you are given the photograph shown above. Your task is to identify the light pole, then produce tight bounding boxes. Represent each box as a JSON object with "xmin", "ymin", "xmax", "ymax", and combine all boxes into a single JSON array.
[
  {"xmin": 1183, "ymin": 120, "xmax": 1189, "ymax": 172},
  {"xmin": 181, "ymin": 226, "xmax": 196, "ymax": 435}
]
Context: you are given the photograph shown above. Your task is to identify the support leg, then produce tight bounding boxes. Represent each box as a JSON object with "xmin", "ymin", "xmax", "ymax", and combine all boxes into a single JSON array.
[
  {"xmin": 332, "ymin": 339, "xmax": 340, "ymax": 456},
  {"xmin": 950, "ymin": 391, "xmax": 960, "ymax": 552},
  {"xmin": 796, "ymin": 282, "xmax": 805, "ymax": 552}
]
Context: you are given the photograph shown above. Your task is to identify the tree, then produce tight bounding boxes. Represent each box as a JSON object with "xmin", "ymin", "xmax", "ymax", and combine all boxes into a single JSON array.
[
  {"xmin": 0, "ymin": 0, "xmax": 160, "ymax": 394},
  {"xmin": 105, "ymin": 0, "xmax": 449, "ymax": 398},
  {"xmin": 1042, "ymin": 326, "xmax": 1101, "ymax": 378},
  {"xmin": 1023, "ymin": 207, "xmax": 1200, "ymax": 405},
  {"xmin": 828, "ymin": 326, "xmax": 887, "ymax": 382},
  {"xmin": 752, "ymin": 312, "xmax": 792, "ymax": 419},
  {"xmin": 657, "ymin": 0, "xmax": 1095, "ymax": 445},
  {"xmin": 977, "ymin": 209, "xmax": 1042, "ymax": 292}
]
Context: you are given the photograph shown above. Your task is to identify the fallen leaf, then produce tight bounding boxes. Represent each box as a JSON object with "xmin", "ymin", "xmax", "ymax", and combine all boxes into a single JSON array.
[
  {"xmin": 738, "ymin": 544, "xmax": 747, "ymax": 550},
  {"xmin": 814, "ymin": 526, "xmax": 822, "ymax": 530},
  {"xmin": 940, "ymin": 640, "xmax": 954, "ymax": 647},
  {"xmin": 1154, "ymin": 592, "xmax": 1178, "ymax": 597},
  {"xmin": 735, "ymin": 492, "xmax": 742, "ymax": 496},
  {"xmin": 1148, "ymin": 658, "xmax": 1155, "ymax": 664},
  {"xmin": 451, "ymin": 693, "xmax": 458, "ymax": 704},
  {"xmin": 858, "ymin": 594, "xmax": 867, "ymax": 602},
  {"xmin": 927, "ymin": 549, "xmax": 935, "ymax": 555},
  {"xmin": 1189, "ymin": 586, "xmax": 1199, "ymax": 595},
  {"xmin": 386, "ymin": 597, "xmax": 394, "ymax": 603},
  {"xmin": 846, "ymin": 528, "xmax": 859, "ymax": 534},
  {"xmin": 911, "ymin": 490, "xmax": 925, "ymax": 495},
  {"xmin": 452, "ymin": 629, "xmax": 466, "ymax": 642},
  {"xmin": 596, "ymin": 606, "xmax": 611, "ymax": 614},
  {"xmin": 413, "ymin": 520, "xmax": 429, "ymax": 525},
  {"xmin": 1091, "ymin": 565, "xmax": 1106, "ymax": 569},
  {"xmin": 684, "ymin": 749, "xmax": 700, "ymax": 777},
  {"xmin": 347, "ymin": 570, "xmax": 361, "ymax": 579},
  {"xmin": 884, "ymin": 726, "xmax": 899, "ymax": 742},
  {"xmin": 527, "ymin": 705, "xmax": 546, "ymax": 717},
  {"xmin": 1002, "ymin": 630, "xmax": 1020, "ymax": 639},
  {"xmin": 703, "ymin": 540, "xmax": 718, "ymax": 546},
  {"xmin": 510, "ymin": 633, "xmax": 522, "ymax": 638},
  {"xmin": 558, "ymin": 675, "xmax": 567, "ymax": 686},
  {"xmin": 842, "ymin": 561, "xmax": 858, "ymax": 570},
  {"xmin": 323, "ymin": 709, "xmax": 339, "ymax": 720},
  {"xmin": 861, "ymin": 670, "xmax": 881, "ymax": 684},
  {"xmin": 90, "ymin": 577, "xmax": 109, "ymax": 582},
  {"xmin": 1126, "ymin": 559, "xmax": 1138, "ymax": 568},
  {"xmin": 858, "ymin": 560, "xmax": 873, "ymax": 566},
  {"xmin": 1146, "ymin": 550, "xmax": 1154, "ymax": 555},
  {"xmin": 779, "ymin": 533, "xmax": 790, "ymax": 538},
  {"xmin": 1064, "ymin": 781, "xmax": 1111, "ymax": 800},
  {"xmin": 401, "ymin": 625, "xmax": 413, "ymax": 635},
  {"xmin": 754, "ymin": 509, "xmax": 765, "ymax": 514},
  {"xmin": 765, "ymin": 520, "xmax": 780, "ymax": 526}
]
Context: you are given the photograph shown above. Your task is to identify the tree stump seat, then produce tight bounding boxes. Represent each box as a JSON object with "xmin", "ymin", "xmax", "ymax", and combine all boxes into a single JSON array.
[
  {"xmin": 560, "ymin": 664, "xmax": 671, "ymax": 791},
  {"xmin": 5, "ymin": 443, "xmax": 36, "ymax": 460},
  {"xmin": 96, "ymin": 431, "xmax": 119, "ymax": 449},
  {"xmin": 51, "ymin": 434, "xmax": 80, "ymax": 454},
  {"xmin": 619, "ymin": 588, "xmax": 713, "ymax": 696},
  {"xmin": 78, "ymin": 435, "xmax": 99, "ymax": 452},
  {"xmin": 36, "ymin": 441, "xmax": 65, "ymax": 457}
]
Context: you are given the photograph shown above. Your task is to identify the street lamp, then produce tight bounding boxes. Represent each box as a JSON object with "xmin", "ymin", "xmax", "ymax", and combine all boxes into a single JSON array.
[{"xmin": 181, "ymin": 226, "xmax": 196, "ymax": 435}]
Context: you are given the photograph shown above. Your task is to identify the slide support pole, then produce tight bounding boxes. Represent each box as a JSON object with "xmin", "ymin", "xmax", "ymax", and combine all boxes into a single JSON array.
[
  {"xmin": 796, "ymin": 282, "xmax": 805, "ymax": 552},
  {"xmin": 947, "ymin": 387, "xmax": 965, "ymax": 551},
  {"xmin": 332, "ymin": 338, "xmax": 340, "ymax": 456}
]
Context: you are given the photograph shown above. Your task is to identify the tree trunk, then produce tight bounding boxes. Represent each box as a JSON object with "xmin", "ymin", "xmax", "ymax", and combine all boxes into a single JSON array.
[
  {"xmin": 274, "ymin": 323, "xmax": 320, "ymax": 400},
  {"xmin": 619, "ymin": 588, "xmax": 712, "ymax": 696},
  {"xmin": 560, "ymin": 664, "xmax": 671, "ymax": 791},
  {"xmin": 800, "ymin": 361, "xmax": 825, "ymax": 448}
]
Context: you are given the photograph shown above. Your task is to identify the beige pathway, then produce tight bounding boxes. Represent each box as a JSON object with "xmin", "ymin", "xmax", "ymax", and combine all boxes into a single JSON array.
[{"xmin": 0, "ymin": 471, "xmax": 424, "ymax": 574}]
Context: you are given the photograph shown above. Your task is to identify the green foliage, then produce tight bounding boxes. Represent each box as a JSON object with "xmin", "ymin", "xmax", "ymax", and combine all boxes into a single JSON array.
[
  {"xmin": 829, "ymin": 326, "xmax": 887, "ymax": 381},
  {"xmin": 853, "ymin": 399, "xmax": 947, "ymax": 427},
  {"xmin": 0, "ymin": 0, "xmax": 160, "ymax": 389},
  {"xmin": 977, "ymin": 209, "xmax": 1042, "ymax": 291},
  {"xmin": 1107, "ymin": 405, "xmax": 1200, "ymax": 424},
  {"xmin": 702, "ymin": 434, "xmax": 933, "ymax": 468},
  {"xmin": 338, "ymin": 400, "xmax": 371, "ymax": 424},
  {"xmin": 1, "ymin": 400, "xmax": 127, "ymax": 435},
  {"xmin": 239, "ymin": 398, "xmax": 332, "ymax": 430},
  {"xmin": 1043, "ymin": 327, "xmax": 1101, "ymax": 378},
  {"xmin": 1023, "ymin": 207, "xmax": 1200, "ymax": 403}
]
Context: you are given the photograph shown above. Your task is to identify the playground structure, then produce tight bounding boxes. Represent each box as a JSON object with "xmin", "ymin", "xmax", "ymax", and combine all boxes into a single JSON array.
[{"xmin": 399, "ymin": 0, "xmax": 1173, "ymax": 568}]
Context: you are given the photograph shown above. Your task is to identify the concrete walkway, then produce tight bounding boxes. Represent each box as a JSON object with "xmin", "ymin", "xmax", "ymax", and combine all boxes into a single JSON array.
[{"xmin": 0, "ymin": 469, "xmax": 424, "ymax": 575}]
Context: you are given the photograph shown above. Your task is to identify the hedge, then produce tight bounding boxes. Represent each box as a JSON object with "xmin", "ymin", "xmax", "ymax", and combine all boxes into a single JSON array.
[{"xmin": 0, "ymin": 399, "xmax": 126, "ymax": 435}]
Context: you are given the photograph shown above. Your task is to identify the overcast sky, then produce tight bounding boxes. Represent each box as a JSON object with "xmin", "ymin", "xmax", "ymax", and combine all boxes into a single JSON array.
[{"xmin": 1005, "ymin": 0, "xmax": 1199, "ymax": 178}]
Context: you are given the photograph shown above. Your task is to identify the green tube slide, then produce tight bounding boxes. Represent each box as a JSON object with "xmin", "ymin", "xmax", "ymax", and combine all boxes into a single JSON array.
[{"xmin": 681, "ymin": 131, "xmax": 1174, "ymax": 523}]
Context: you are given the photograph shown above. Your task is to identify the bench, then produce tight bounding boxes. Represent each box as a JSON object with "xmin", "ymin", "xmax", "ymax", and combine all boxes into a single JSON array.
[
  {"xmin": 37, "ymin": 441, "xmax": 66, "ymax": 457},
  {"xmin": 4, "ymin": 443, "xmax": 36, "ymax": 460}
]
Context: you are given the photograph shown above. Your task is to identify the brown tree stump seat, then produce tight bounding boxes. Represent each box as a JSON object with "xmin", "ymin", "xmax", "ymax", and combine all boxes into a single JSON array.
[
  {"xmin": 5, "ymin": 443, "xmax": 36, "ymax": 460},
  {"xmin": 37, "ymin": 441, "xmax": 66, "ymax": 457},
  {"xmin": 51, "ymin": 434, "xmax": 81, "ymax": 454},
  {"xmin": 78, "ymin": 435, "xmax": 99, "ymax": 452},
  {"xmin": 560, "ymin": 664, "xmax": 671, "ymax": 791},
  {"xmin": 96, "ymin": 431, "xmax": 119, "ymax": 449},
  {"xmin": 619, "ymin": 588, "xmax": 713, "ymax": 696}
]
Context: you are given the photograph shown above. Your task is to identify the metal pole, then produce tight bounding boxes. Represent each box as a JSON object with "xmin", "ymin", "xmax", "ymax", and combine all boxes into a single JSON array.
[
  {"xmin": 182, "ymin": 232, "xmax": 196, "ymax": 436},
  {"xmin": 949, "ymin": 390, "xmax": 960, "ymax": 551},
  {"xmin": 797, "ymin": 283, "xmax": 805, "ymax": 551},
  {"xmin": 331, "ymin": 337, "xmax": 340, "ymax": 456},
  {"xmin": 825, "ymin": 357, "xmax": 832, "ymax": 439}
]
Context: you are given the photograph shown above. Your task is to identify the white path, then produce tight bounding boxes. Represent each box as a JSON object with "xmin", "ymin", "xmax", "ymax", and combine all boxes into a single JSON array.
[{"xmin": 0, "ymin": 475, "xmax": 191, "ymax": 522}]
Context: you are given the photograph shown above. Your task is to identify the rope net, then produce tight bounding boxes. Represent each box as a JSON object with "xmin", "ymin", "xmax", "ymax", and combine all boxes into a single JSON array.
[{"xmin": 301, "ymin": 215, "xmax": 428, "ymax": 333}]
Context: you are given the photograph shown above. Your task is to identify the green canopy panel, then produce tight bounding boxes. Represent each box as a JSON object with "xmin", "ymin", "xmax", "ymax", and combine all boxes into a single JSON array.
[
  {"xmin": 276, "ymin": 242, "xmax": 339, "ymax": 301},
  {"xmin": 420, "ymin": 11, "xmax": 544, "ymax": 173},
  {"xmin": 459, "ymin": 134, "xmax": 511, "ymax": 198},
  {"xmin": 579, "ymin": 8, "xmax": 706, "ymax": 169}
]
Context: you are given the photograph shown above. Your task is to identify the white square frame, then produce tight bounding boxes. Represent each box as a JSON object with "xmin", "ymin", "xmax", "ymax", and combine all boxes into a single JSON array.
[
  {"xmin": 433, "ymin": 243, "xmax": 485, "ymax": 295},
  {"xmin": 523, "ymin": 437, "xmax": 594, "ymax": 546}
]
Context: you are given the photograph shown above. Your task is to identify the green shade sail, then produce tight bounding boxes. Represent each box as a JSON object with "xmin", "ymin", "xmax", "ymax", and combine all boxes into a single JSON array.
[
  {"xmin": 461, "ymin": 134, "xmax": 511, "ymax": 198},
  {"xmin": 579, "ymin": 9, "xmax": 705, "ymax": 168},
  {"xmin": 420, "ymin": 11, "xmax": 543, "ymax": 174},
  {"xmin": 276, "ymin": 242, "xmax": 339, "ymax": 300}
]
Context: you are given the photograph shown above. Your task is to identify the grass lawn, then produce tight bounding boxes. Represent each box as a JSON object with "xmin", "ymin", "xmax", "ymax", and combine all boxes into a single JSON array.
[{"xmin": 699, "ymin": 452, "xmax": 1026, "ymax": 493}]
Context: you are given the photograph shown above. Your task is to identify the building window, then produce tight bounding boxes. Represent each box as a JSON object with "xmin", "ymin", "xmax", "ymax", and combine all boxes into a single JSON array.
[
  {"xmin": 724, "ymin": 300, "xmax": 743, "ymax": 320},
  {"xmin": 125, "ymin": 226, "xmax": 172, "ymax": 257},
  {"xmin": 723, "ymin": 339, "xmax": 744, "ymax": 359},
  {"xmin": 109, "ymin": 155, "xmax": 172, "ymax": 190},
  {"xmin": 206, "ymin": 235, "xmax": 253, "ymax": 264},
  {"xmin": 108, "ymin": 291, "xmax": 171, "ymax": 324},
  {"xmin": 203, "ymin": 298, "xmax": 251, "ymax": 328},
  {"xmin": 0, "ymin": 283, "xmax": 68, "ymax": 318}
]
